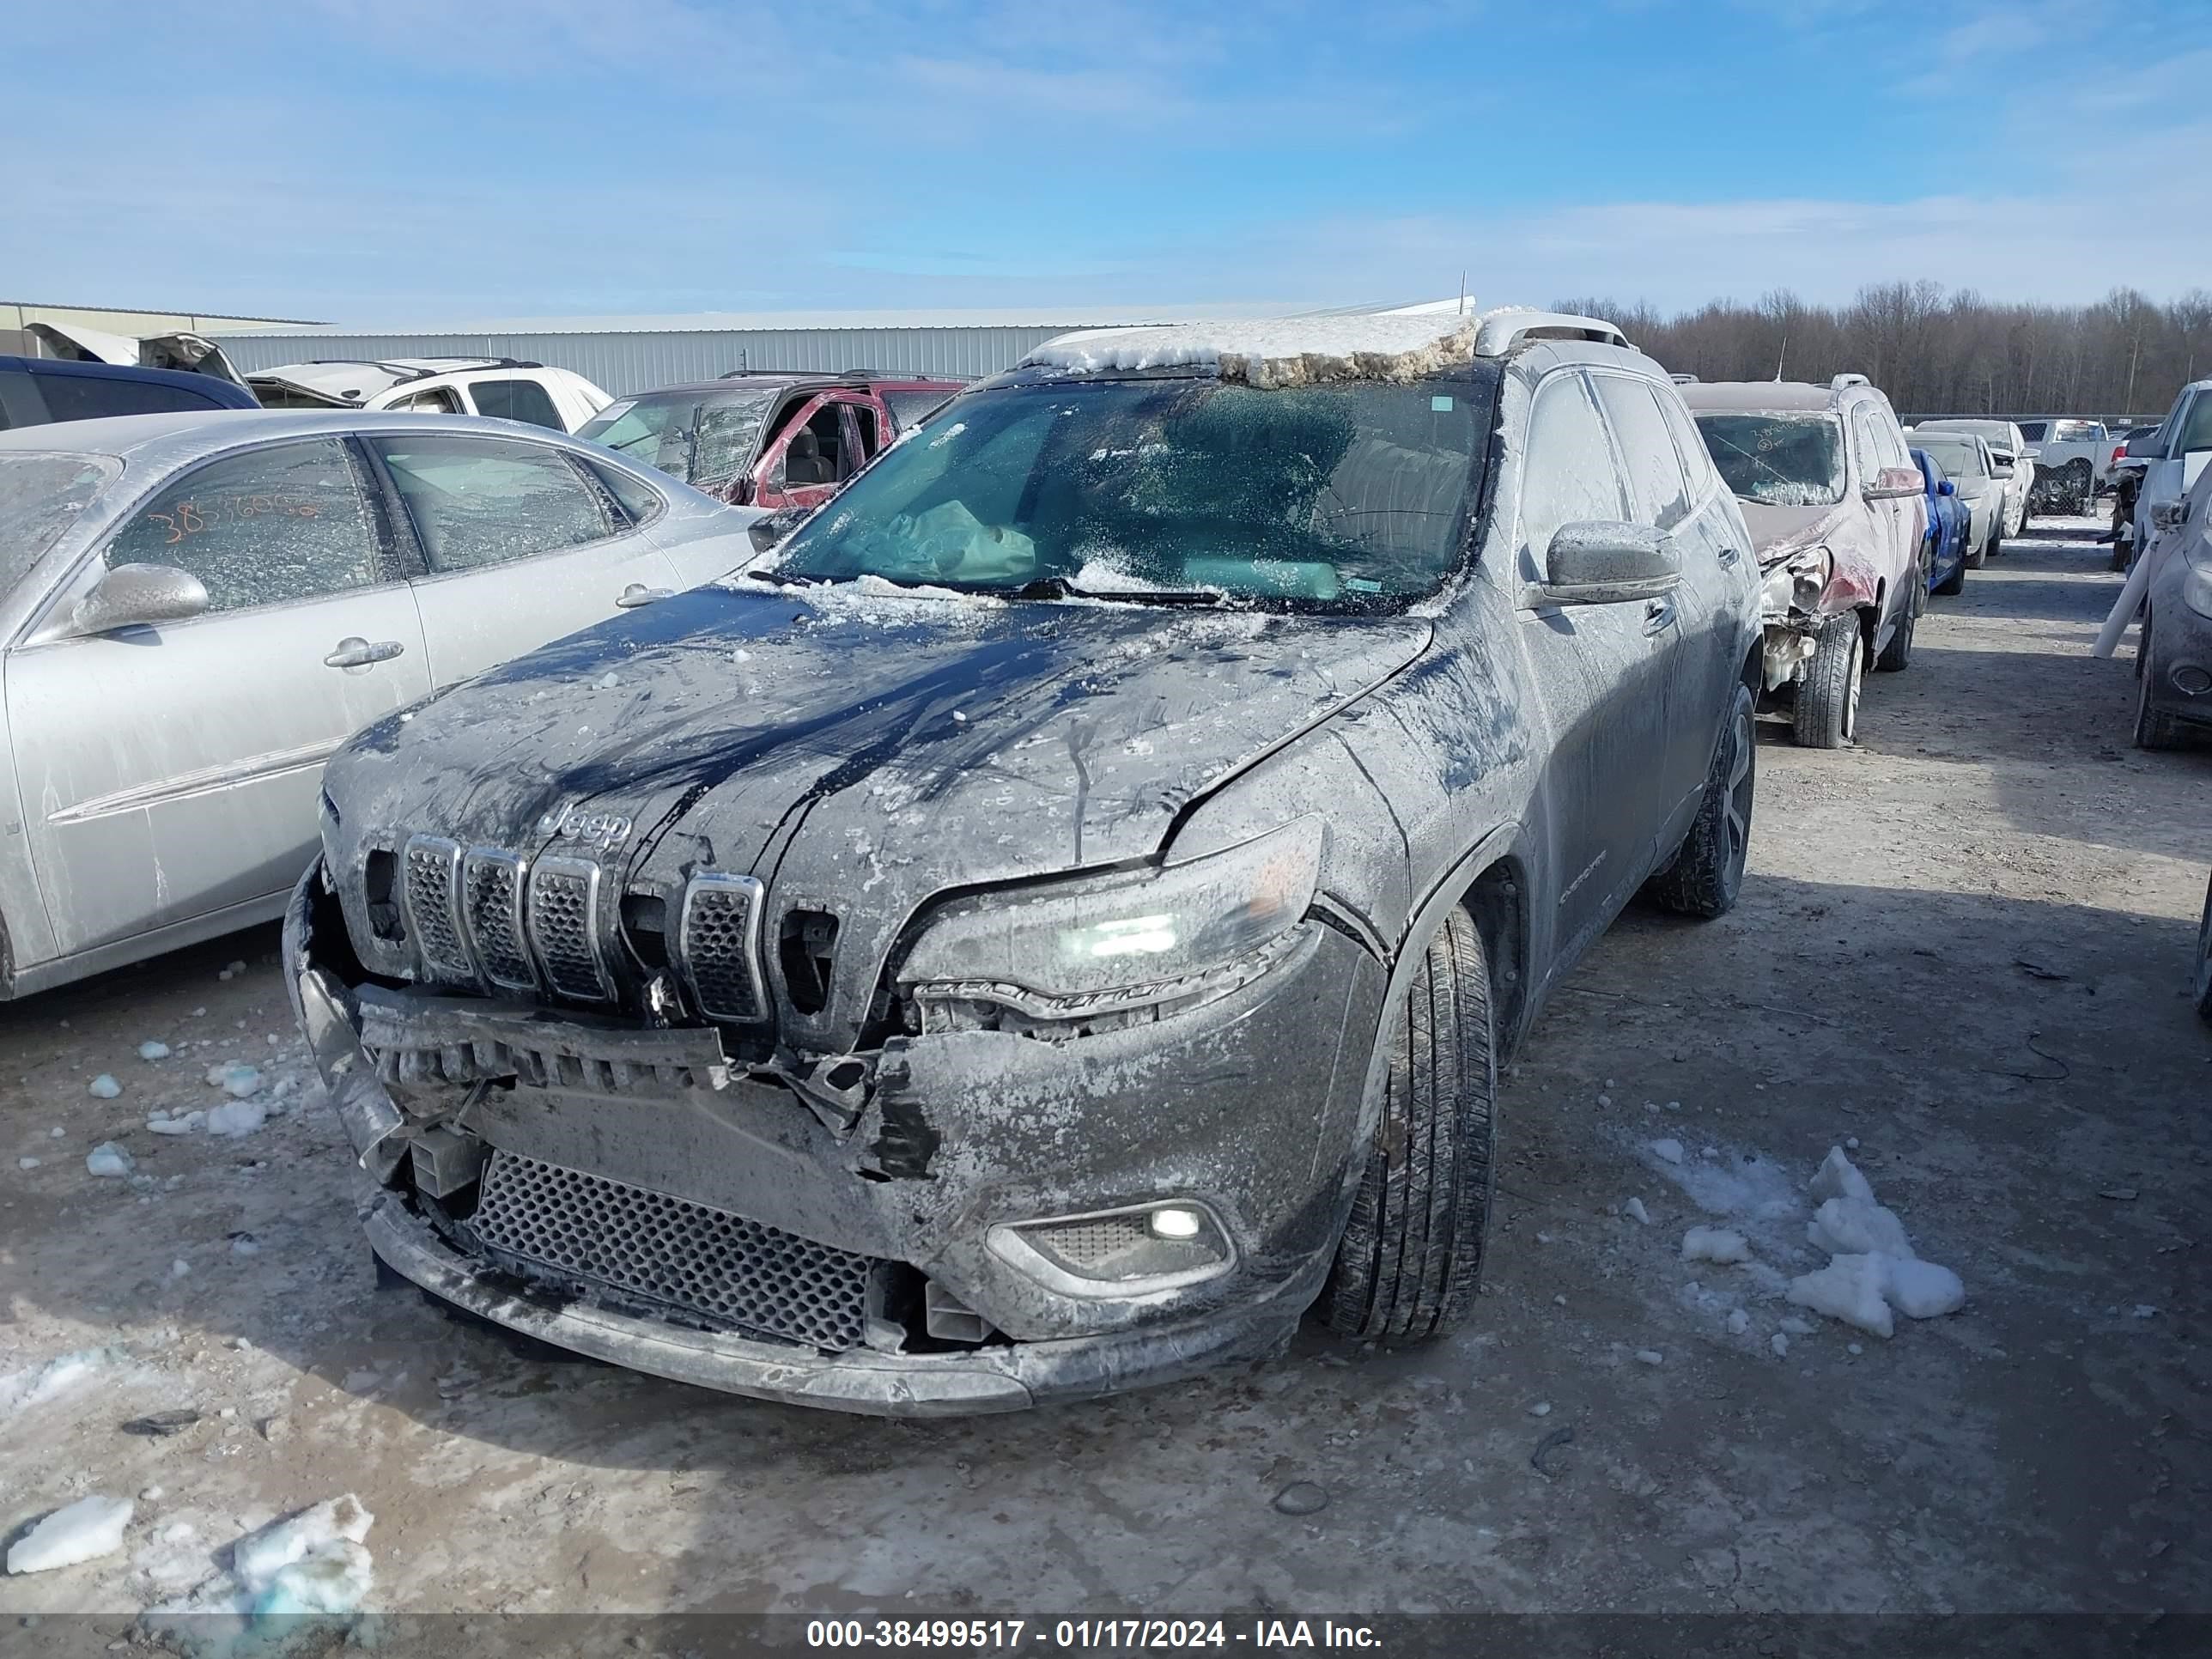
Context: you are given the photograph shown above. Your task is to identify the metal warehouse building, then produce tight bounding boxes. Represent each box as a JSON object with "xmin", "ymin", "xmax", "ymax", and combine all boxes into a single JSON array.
[{"xmin": 208, "ymin": 302, "xmax": 1440, "ymax": 396}]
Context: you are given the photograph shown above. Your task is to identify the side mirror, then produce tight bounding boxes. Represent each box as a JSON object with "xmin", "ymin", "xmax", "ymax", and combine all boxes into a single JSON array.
[
  {"xmin": 1937, "ymin": 479, "xmax": 1956, "ymax": 496},
  {"xmin": 2150, "ymin": 499, "xmax": 2187, "ymax": 532},
  {"xmin": 1543, "ymin": 521, "xmax": 1680, "ymax": 605},
  {"xmin": 748, "ymin": 505, "xmax": 811, "ymax": 555},
  {"xmin": 70, "ymin": 563, "xmax": 209, "ymax": 635},
  {"xmin": 2022, "ymin": 447, "xmax": 2043, "ymax": 460},
  {"xmin": 1863, "ymin": 465, "xmax": 1923, "ymax": 501},
  {"xmin": 1990, "ymin": 464, "xmax": 2014, "ymax": 479}
]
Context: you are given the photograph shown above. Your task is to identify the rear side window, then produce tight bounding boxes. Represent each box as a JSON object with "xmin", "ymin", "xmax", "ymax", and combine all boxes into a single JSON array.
[
  {"xmin": 1653, "ymin": 385, "xmax": 1719, "ymax": 499},
  {"xmin": 469, "ymin": 379, "xmax": 565, "ymax": 430},
  {"xmin": 1520, "ymin": 374, "xmax": 1631, "ymax": 561},
  {"xmin": 2017, "ymin": 421, "xmax": 2048, "ymax": 441},
  {"xmin": 105, "ymin": 439, "xmax": 385, "ymax": 613},
  {"xmin": 372, "ymin": 434, "xmax": 612, "ymax": 572},
  {"xmin": 2173, "ymin": 393, "xmax": 2212, "ymax": 456},
  {"xmin": 589, "ymin": 459, "xmax": 664, "ymax": 524},
  {"xmin": 1592, "ymin": 375, "xmax": 1692, "ymax": 530},
  {"xmin": 884, "ymin": 387, "xmax": 957, "ymax": 428},
  {"xmin": 38, "ymin": 372, "xmax": 223, "ymax": 422}
]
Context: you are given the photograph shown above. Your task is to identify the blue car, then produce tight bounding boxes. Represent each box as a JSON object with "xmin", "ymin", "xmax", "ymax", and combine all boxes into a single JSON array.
[
  {"xmin": 0, "ymin": 354, "xmax": 259, "ymax": 431},
  {"xmin": 1911, "ymin": 447, "xmax": 1969, "ymax": 598}
]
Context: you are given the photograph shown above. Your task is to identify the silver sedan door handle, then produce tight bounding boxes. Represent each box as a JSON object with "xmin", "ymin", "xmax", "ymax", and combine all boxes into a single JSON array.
[
  {"xmin": 617, "ymin": 584, "xmax": 676, "ymax": 608},
  {"xmin": 325, "ymin": 636, "xmax": 405, "ymax": 669},
  {"xmin": 1643, "ymin": 599, "xmax": 1677, "ymax": 635}
]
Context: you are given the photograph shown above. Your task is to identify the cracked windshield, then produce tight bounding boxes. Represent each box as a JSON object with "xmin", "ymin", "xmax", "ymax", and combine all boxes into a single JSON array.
[
  {"xmin": 771, "ymin": 377, "xmax": 1492, "ymax": 606},
  {"xmin": 1693, "ymin": 411, "xmax": 1847, "ymax": 507}
]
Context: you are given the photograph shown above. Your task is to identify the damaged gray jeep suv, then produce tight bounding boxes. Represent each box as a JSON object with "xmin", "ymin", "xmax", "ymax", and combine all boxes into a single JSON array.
[{"xmin": 288, "ymin": 310, "xmax": 1765, "ymax": 1414}]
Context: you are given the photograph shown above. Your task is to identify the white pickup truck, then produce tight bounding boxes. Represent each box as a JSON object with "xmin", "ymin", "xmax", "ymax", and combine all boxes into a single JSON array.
[{"xmin": 2015, "ymin": 417, "xmax": 2110, "ymax": 514}]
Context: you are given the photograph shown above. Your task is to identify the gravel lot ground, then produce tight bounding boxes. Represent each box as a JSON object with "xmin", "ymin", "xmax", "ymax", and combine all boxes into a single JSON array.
[{"xmin": 2, "ymin": 515, "xmax": 2206, "ymax": 1632}]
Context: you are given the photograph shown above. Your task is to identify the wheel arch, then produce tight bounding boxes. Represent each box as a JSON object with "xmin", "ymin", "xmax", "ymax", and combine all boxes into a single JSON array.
[{"xmin": 1458, "ymin": 855, "xmax": 1530, "ymax": 1064}]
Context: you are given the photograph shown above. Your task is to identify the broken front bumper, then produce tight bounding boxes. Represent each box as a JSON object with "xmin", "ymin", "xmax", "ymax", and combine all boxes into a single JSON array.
[{"xmin": 285, "ymin": 863, "xmax": 1384, "ymax": 1415}]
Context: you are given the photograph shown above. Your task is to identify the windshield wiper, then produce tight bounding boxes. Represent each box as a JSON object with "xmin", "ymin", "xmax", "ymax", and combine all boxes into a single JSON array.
[
  {"xmin": 1012, "ymin": 574, "xmax": 1227, "ymax": 606},
  {"xmin": 743, "ymin": 567, "xmax": 829, "ymax": 588}
]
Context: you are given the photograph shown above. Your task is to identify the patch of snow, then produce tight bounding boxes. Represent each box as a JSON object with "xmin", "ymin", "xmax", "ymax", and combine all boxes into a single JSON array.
[
  {"xmin": 0, "ymin": 1348, "xmax": 116, "ymax": 1414},
  {"xmin": 1650, "ymin": 1138, "xmax": 1685, "ymax": 1165},
  {"xmin": 85, "ymin": 1141, "xmax": 134, "ymax": 1177},
  {"xmin": 595, "ymin": 671, "xmax": 621, "ymax": 689},
  {"xmin": 170, "ymin": 1257, "xmax": 191, "ymax": 1278},
  {"xmin": 1787, "ymin": 1254, "xmax": 1896, "ymax": 1339},
  {"xmin": 138, "ymin": 1041, "xmax": 171, "ymax": 1060},
  {"xmin": 1808, "ymin": 1147, "xmax": 1875, "ymax": 1204},
  {"xmin": 1622, "ymin": 1197, "xmax": 1651, "ymax": 1224},
  {"xmin": 1528, "ymin": 1401, "xmax": 1552, "ymax": 1417},
  {"xmin": 2133, "ymin": 1304, "xmax": 2159, "ymax": 1319},
  {"xmin": 6, "ymin": 1494, "xmax": 134, "ymax": 1574},
  {"xmin": 88, "ymin": 1073, "xmax": 121, "ymax": 1098},
  {"xmin": 1808, "ymin": 1195, "xmax": 1915, "ymax": 1259},
  {"xmin": 204, "ymin": 1061, "xmax": 262, "ymax": 1098},
  {"xmin": 17, "ymin": 1155, "xmax": 39, "ymax": 1170},
  {"xmin": 1634, "ymin": 1349, "xmax": 1663, "ymax": 1366},
  {"xmin": 1725, "ymin": 1310, "xmax": 1751, "ymax": 1335},
  {"xmin": 1025, "ymin": 316, "xmax": 1480, "ymax": 389},
  {"xmin": 1680, "ymin": 1226, "xmax": 1752, "ymax": 1265},
  {"xmin": 1887, "ymin": 1258, "xmax": 1966, "ymax": 1319},
  {"xmin": 147, "ymin": 1110, "xmax": 206, "ymax": 1136},
  {"xmin": 205, "ymin": 1099, "xmax": 268, "ymax": 1138},
  {"xmin": 1770, "ymin": 1332, "xmax": 1790, "ymax": 1358}
]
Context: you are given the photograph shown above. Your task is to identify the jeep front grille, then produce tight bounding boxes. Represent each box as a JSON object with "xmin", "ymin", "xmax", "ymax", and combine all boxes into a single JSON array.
[
  {"xmin": 470, "ymin": 1150, "xmax": 876, "ymax": 1351},
  {"xmin": 528, "ymin": 858, "xmax": 612, "ymax": 1001},
  {"xmin": 463, "ymin": 850, "xmax": 533, "ymax": 990},
  {"xmin": 678, "ymin": 873, "xmax": 768, "ymax": 1023},
  {"xmin": 403, "ymin": 836, "xmax": 469, "ymax": 980}
]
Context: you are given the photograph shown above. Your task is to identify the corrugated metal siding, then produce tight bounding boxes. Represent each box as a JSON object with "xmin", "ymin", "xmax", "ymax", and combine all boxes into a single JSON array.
[{"xmin": 216, "ymin": 325, "xmax": 1091, "ymax": 393}]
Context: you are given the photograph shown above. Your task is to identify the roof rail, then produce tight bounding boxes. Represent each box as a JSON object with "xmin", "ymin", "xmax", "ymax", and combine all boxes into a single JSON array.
[
  {"xmin": 1830, "ymin": 373, "xmax": 1870, "ymax": 391},
  {"xmin": 1669, "ymin": 372, "xmax": 1698, "ymax": 385},
  {"xmin": 1472, "ymin": 310, "xmax": 1631, "ymax": 358}
]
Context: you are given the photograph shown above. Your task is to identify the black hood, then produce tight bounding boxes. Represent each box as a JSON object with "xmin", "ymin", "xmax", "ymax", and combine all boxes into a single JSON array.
[{"xmin": 324, "ymin": 580, "xmax": 1427, "ymax": 1033}]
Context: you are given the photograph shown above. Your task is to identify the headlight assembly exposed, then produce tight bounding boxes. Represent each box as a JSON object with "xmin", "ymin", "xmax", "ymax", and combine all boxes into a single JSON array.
[{"xmin": 900, "ymin": 817, "xmax": 1324, "ymax": 1035}]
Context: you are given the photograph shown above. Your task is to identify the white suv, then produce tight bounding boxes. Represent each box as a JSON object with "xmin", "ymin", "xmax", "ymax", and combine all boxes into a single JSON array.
[{"xmin": 246, "ymin": 357, "xmax": 611, "ymax": 433}]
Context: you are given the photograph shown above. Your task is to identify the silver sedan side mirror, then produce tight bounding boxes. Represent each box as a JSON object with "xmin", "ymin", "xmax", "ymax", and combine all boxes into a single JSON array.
[{"xmin": 70, "ymin": 563, "xmax": 210, "ymax": 635}]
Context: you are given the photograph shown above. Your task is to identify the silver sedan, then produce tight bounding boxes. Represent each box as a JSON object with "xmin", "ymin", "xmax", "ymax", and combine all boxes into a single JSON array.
[{"xmin": 0, "ymin": 410, "xmax": 763, "ymax": 996}]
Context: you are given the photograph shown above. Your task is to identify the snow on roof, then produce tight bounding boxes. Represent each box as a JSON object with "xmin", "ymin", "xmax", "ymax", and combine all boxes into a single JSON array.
[{"xmin": 1022, "ymin": 314, "xmax": 1481, "ymax": 388}]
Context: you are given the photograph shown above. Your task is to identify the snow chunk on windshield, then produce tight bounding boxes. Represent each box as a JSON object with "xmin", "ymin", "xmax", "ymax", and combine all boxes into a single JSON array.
[{"xmin": 1026, "ymin": 316, "xmax": 1480, "ymax": 390}]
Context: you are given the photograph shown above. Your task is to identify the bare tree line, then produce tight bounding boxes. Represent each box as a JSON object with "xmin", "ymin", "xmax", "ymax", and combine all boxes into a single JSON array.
[{"xmin": 1556, "ymin": 283, "xmax": 2212, "ymax": 422}]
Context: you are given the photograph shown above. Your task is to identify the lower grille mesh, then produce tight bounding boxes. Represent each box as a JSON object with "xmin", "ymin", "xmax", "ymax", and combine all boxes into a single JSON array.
[{"xmin": 469, "ymin": 1151, "xmax": 875, "ymax": 1351}]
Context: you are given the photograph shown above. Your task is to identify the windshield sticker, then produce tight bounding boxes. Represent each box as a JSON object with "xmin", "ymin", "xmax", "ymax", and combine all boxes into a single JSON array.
[{"xmin": 1431, "ymin": 396, "xmax": 1455, "ymax": 412}]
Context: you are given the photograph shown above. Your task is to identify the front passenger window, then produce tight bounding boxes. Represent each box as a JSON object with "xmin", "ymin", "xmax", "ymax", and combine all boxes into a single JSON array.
[
  {"xmin": 1520, "ymin": 376, "xmax": 1631, "ymax": 565},
  {"xmin": 371, "ymin": 435, "xmax": 613, "ymax": 573},
  {"xmin": 1593, "ymin": 376, "xmax": 1692, "ymax": 530},
  {"xmin": 105, "ymin": 439, "xmax": 385, "ymax": 613}
]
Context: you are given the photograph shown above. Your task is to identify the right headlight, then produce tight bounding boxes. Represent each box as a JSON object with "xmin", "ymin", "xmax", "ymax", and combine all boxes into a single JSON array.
[{"xmin": 899, "ymin": 817, "xmax": 1324, "ymax": 1036}]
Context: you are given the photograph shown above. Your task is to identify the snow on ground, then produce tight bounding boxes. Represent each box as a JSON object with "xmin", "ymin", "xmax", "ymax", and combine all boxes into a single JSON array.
[{"xmin": 1024, "ymin": 314, "xmax": 1482, "ymax": 387}]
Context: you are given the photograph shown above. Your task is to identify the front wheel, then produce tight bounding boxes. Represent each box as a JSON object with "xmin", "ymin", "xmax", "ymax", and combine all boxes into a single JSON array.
[
  {"xmin": 2134, "ymin": 614, "xmax": 2183, "ymax": 750},
  {"xmin": 1935, "ymin": 548, "xmax": 1966, "ymax": 596},
  {"xmin": 1650, "ymin": 683, "xmax": 1755, "ymax": 918},
  {"xmin": 1320, "ymin": 906, "xmax": 1495, "ymax": 1342},
  {"xmin": 1792, "ymin": 615, "xmax": 1863, "ymax": 748},
  {"xmin": 1875, "ymin": 589, "xmax": 1917, "ymax": 672}
]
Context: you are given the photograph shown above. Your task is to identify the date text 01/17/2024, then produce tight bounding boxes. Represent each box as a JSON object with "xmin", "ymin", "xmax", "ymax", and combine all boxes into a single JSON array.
[{"xmin": 805, "ymin": 1621, "xmax": 1383, "ymax": 1650}]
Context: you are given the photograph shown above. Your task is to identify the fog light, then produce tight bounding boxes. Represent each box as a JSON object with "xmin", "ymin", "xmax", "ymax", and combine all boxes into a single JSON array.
[
  {"xmin": 988, "ymin": 1200, "xmax": 1235, "ymax": 1297},
  {"xmin": 2172, "ymin": 664, "xmax": 2212, "ymax": 697},
  {"xmin": 1149, "ymin": 1206, "xmax": 1203, "ymax": 1240}
]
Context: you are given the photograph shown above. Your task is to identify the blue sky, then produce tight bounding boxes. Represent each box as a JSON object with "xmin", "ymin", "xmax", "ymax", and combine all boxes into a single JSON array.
[{"xmin": 6, "ymin": 0, "xmax": 2208, "ymax": 324}]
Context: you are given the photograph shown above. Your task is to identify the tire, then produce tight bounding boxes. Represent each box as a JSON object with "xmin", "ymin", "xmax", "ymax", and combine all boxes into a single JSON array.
[
  {"xmin": 1320, "ymin": 905, "xmax": 1495, "ymax": 1342},
  {"xmin": 1985, "ymin": 529, "xmax": 2003, "ymax": 561},
  {"xmin": 1934, "ymin": 550, "xmax": 1966, "ymax": 596},
  {"xmin": 1964, "ymin": 526, "xmax": 1987, "ymax": 569},
  {"xmin": 1875, "ymin": 592, "xmax": 1911, "ymax": 677},
  {"xmin": 1792, "ymin": 615, "xmax": 1863, "ymax": 748},
  {"xmin": 1650, "ymin": 683, "xmax": 1756, "ymax": 919},
  {"xmin": 2194, "ymin": 877, "xmax": 2212, "ymax": 1025},
  {"xmin": 2133, "ymin": 613, "xmax": 2184, "ymax": 750}
]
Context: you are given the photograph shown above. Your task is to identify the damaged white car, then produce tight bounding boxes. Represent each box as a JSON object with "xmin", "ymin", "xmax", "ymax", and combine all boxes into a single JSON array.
[{"xmin": 1686, "ymin": 376, "xmax": 1928, "ymax": 749}]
